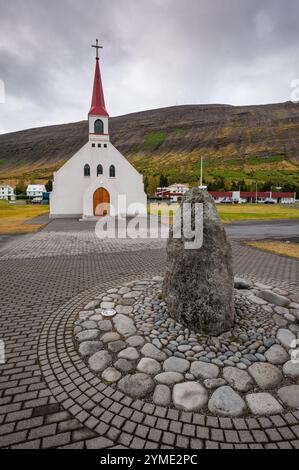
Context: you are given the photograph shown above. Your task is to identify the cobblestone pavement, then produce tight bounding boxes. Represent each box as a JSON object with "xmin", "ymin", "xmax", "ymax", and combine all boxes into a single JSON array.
[
  {"xmin": 0, "ymin": 218, "xmax": 167, "ymax": 260},
  {"xmin": 0, "ymin": 220, "xmax": 298, "ymax": 449}
]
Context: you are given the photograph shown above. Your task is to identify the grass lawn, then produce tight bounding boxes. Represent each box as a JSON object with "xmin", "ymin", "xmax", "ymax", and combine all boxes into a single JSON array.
[
  {"xmin": 247, "ymin": 240, "xmax": 299, "ymax": 260},
  {"xmin": 217, "ymin": 204, "xmax": 299, "ymax": 222},
  {"xmin": 149, "ymin": 203, "xmax": 299, "ymax": 223},
  {"xmin": 0, "ymin": 201, "xmax": 49, "ymax": 235}
]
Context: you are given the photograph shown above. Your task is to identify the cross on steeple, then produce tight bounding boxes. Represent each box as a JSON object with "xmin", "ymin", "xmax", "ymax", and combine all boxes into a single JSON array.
[{"xmin": 92, "ymin": 39, "xmax": 103, "ymax": 60}]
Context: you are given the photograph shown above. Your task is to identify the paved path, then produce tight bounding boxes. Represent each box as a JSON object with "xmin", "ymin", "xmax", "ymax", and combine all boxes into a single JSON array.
[
  {"xmin": 0, "ymin": 220, "xmax": 298, "ymax": 449},
  {"xmin": 226, "ymin": 219, "xmax": 299, "ymax": 241}
]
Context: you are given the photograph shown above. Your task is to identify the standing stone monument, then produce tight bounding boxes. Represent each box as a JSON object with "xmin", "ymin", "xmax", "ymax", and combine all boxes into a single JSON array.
[{"xmin": 163, "ymin": 188, "xmax": 235, "ymax": 336}]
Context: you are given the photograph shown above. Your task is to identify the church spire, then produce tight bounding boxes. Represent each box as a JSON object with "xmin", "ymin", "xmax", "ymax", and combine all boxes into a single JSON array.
[{"xmin": 88, "ymin": 39, "xmax": 109, "ymax": 117}]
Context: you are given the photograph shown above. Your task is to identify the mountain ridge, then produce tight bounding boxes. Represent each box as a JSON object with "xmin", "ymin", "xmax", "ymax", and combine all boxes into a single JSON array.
[{"xmin": 0, "ymin": 102, "xmax": 299, "ymax": 193}]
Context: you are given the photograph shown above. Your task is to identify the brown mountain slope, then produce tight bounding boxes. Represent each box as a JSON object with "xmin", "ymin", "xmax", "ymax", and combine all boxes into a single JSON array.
[{"xmin": 0, "ymin": 102, "xmax": 299, "ymax": 188}]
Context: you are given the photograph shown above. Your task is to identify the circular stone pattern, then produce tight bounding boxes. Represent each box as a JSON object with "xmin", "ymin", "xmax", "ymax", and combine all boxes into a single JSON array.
[{"xmin": 73, "ymin": 277, "xmax": 299, "ymax": 417}]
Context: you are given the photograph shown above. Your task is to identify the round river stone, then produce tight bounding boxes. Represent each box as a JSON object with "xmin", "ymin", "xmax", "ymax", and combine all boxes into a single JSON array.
[{"xmin": 118, "ymin": 373, "xmax": 154, "ymax": 398}]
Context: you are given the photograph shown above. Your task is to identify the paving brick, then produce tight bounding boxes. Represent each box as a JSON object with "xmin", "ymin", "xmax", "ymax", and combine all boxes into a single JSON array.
[
  {"xmin": 5, "ymin": 409, "xmax": 33, "ymax": 423},
  {"xmin": 197, "ymin": 426, "xmax": 209, "ymax": 440},
  {"xmin": 249, "ymin": 444, "xmax": 264, "ymax": 449},
  {"xmin": 32, "ymin": 403, "xmax": 60, "ymax": 417},
  {"xmin": 220, "ymin": 443, "xmax": 234, "ymax": 449},
  {"xmin": 11, "ymin": 439, "xmax": 41, "ymax": 449},
  {"xmin": 265, "ymin": 428, "xmax": 283, "ymax": 442},
  {"xmin": 192, "ymin": 414, "xmax": 205, "ymax": 426},
  {"xmin": 42, "ymin": 432, "xmax": 71, "ymax": 449},
  {"xmin": 72, "ymin": 428, "xmax": 97, "ymax": 441},
  {"xmin": 211, "ymin": 429, "xmax": 224, "ymax": 441},
  {"xmin": 148, "ymin": 429, "xmax": 162, "ymax": 442},
  {"xmin": 162, "ymin": 431, "xmax": 176, "ymax": 446},
  {"xmin": 107, "ymin": 426, "xmax": 121, "ymax": 442},
  {"xmin": 190, "ymin": 438, "xmax": 203, "ymax": 449},
  {"xmin": 278, "ymin": 442, "xmax": 293, "ymax": 449},
  {"xmin": 0, "ymin": 430, "xmax": 27, "ymax": 447},
  {"xmin": 206, "ymin": 417, "xmax": 219, "ymax": 428},
  {"xmin": 111, "ymin": 415, "xmax": 125, "ymax": 429},
  {"xmin": 144, "ymin": 441, "xmax": 159, "ymax": 449},
  {"xmin": 135, "ymin": 424, "xmax": 149, "ymax": 439},
  {"xmin": 123, "ymin": 420, "xmax": 137, "ymax": 434},
  {"xmin": 13, "ymin": 391, "xmax": 38, "ymax": 403},
  {"xmin": 58, "ymin": 419, "xmax": 82, "ymax": 433},
  {"xmin": 176, "ymin": 435, "xmax": 189, "ymax": 448},
  {"xmin": 238, "ymin": 430, "xmax": 254, "ymax": 443},
  {"xmin": 16, "ymin": 417, "xmax": 44, "ymax": 431},
  {"xmin": 270, "ymin": 415, "xmax": 286, "ymax": 428},
  {"xmin": 59, "ymin": 441, "xmax": 85, "ymax": 449},
  {"xmin": 265, "ymin": 443, "xmax": 278, "ymax": 449},
  {"xmin": 169, "ymin": 420, "xmax": 182, "ymax": 434},
  {"xmin": 182, "ymin": 424, "xmax": 196, "ymax": 437},
  {"xmin": 28, "ymin": 423, "xmax": 57, "ymax": 440},
  {"xmin": 219, "ymin": 418, "xmax": 233, "ymax": 429},
  {"xmin": 95, "ymin": 422, "xmax": 109, "ymax": 436},
  {"xmin": 279, "ymin": 427, "xmax": 295, "ymax": 440},
  {"xmin": 45, "ymin": 411, "xmax": 70, "ymax": 424},
  {"xmin": 259, "ymin": 417, "xmax": 272, "ymax": 428},
  {"xmin": 291, "ymin": 426, "xmax": 299, "ymax": 438},
  {"xmin": 143, "ymin": 415, "xmax": 157, "ymax": 428},
  {"xmin": 284, "ymin": 413, "xmax": 298, "ymax": 425},
  {"xmin": 130, "ymin": 437, "xmax": 146, "ymax": 449},
  {"xmin": 252, "ymin": 430, "xmax": 269, "ymax": 443},
  {"xmin": 167, "ymin": 409, "xmax": 179, "ymax": 421},
  {"xmin": 118, "ymin": 432, "xmax": 133, "ymax": 447},
  {"xmin": 181, "ymin": 412, "xmax": 192, "ymax": 423},
  {"xmin": 224, "ymin": 430, "xmax": 239, "ymax": 443},
  {"xmin": 156, "ymin": 418, "xmax": 169, "ymax": 431},
  {"xmin": 0, "ymin": 403, "xmax": 22, "ymax": 414},
  {"xmin": 0, "ymin": 423, "xmax": 15, "ymax": 436},
  {"xmin": 205, "ymin": 440, "xmax": 219, "ymax": 449}
]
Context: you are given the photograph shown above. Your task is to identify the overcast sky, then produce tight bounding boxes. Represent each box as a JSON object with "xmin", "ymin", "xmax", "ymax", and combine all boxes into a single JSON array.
[{"xmin": 0, "ymin": 0, "xmax": 299, "ymax": 134}]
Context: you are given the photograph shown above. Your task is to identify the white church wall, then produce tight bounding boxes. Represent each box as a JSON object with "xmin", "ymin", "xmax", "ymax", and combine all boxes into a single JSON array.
[
  {"xmin": 50, "ymin": 143, "xmax": 94, "ymax": 217},
  {"xmin": 50, "ymin": 141, "xmax": 147, "ymax": 218}
]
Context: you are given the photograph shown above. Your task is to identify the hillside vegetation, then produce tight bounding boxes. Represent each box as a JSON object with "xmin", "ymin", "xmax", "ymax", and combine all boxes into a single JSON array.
[{"xmin": 0, "ymin": 102, "xmax": 299, "ymax": 195}]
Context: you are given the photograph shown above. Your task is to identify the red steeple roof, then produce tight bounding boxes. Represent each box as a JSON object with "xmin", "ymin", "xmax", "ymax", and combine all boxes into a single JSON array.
[{"xmin": 88, "ymin": 57, "xmax": 109, "ymax": 117}]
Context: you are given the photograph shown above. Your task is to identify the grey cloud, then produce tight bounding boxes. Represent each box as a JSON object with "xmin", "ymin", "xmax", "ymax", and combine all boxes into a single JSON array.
[{"xmin": 0, "ymin": 0, "xmax": 299, "ymax": 133}]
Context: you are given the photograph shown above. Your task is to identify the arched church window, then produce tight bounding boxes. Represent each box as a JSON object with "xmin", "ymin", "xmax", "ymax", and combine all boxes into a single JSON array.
[
  {"xmin": 84, "ymin": 164, "xmax": 91, "ymax": 177},
  {"xmin": 97, "ymin": 164, "xmax": 103, "ymax": 176},
  {"xmin": 94, "ymin": 119, "xmax": 104, "ymax": 134},
  {"xmin": 109, "ymin": 165, "xmax": 116, "ymax": 178}
]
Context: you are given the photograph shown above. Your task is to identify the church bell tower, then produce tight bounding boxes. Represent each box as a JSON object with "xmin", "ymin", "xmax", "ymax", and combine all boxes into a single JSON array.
[{"xmin": 88, "ymin": 39, "xmax": 109, "ymax": 143}]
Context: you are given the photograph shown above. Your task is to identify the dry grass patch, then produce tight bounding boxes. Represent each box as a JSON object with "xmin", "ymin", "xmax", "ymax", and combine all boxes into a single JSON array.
[
  {"xmin": 247, "ymin": 240, "xmax": 299, "ymax": 260},
  {"xmin": 0, "ymin": 201, "xmax": 49, "ymax": 234}
]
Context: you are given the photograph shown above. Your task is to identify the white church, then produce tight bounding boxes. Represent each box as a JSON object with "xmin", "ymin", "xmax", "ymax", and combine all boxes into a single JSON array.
[{"xmin": 50, "ymin": 41, "xmax": 147, "ymax": 219}]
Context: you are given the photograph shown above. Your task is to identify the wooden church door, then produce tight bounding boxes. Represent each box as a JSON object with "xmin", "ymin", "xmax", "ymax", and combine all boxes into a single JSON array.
[{"xmin": 93, "ymin": 188, "xmax": 110, "ymax": 216}]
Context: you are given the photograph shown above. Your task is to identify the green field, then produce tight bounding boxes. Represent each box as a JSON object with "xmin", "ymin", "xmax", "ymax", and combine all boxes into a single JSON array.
[{"xmin": 149, "ymin": 202, "xmax": 299, "ymax": 223}]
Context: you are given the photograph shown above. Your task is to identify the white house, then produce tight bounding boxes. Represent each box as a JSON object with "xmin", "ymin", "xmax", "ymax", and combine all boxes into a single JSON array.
[
  {"xmin": 156, "ymin": 183, "xmax": 189, "ymax": 202},
  {"xmin": 50, "ymin": 41, "xmax": 147, "ymax": 219},
  {"xmin": 0, "ymin": 185, "xmax": 15, "ymax": 201},
  {"xmin": 27, "ymin": 185, "xmax": 46, "ymax": 200}
]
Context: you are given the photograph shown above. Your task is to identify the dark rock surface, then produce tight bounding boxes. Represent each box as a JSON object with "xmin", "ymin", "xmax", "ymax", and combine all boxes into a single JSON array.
[{"xmin": 163, "ymin": 188, "xmax": 235, "ymax": 335}]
